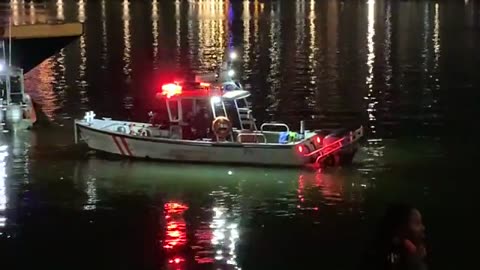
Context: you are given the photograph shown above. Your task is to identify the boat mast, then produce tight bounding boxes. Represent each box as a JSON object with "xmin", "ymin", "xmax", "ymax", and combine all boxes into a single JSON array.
[
  {"xmin": 8, "ymin": 3, "xmax": 11, "ymax": 70},
  {"xmin": 6, "ymin": 12, "xmax": 12, "ymax": 105}
]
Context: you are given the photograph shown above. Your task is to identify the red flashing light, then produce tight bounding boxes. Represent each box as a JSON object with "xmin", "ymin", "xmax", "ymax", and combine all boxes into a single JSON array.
[
  {"xmin": 315, "ymin": 136, "xmax": 322, "ymax": 144},
  {"xmin": 161, "ymin": 83, "xmax": 182, "ymax": 98},
  {"xmin": 297, "ymin": 145, "xmax": 304, "ymax": 154},
  {"xmin": 168, "ymin": 257, "xmax": 185, "ymax": 264}
]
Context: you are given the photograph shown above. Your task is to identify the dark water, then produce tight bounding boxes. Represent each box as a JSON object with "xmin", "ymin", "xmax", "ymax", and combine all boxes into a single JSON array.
[{"xmin": 1, "ymin": 0, "xmax": 480, "ymax": 269}]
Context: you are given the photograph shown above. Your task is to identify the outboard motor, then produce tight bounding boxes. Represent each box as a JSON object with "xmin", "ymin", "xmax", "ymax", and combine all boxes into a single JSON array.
[
  {"xmin": 320, "ymin": 129, "xmax": 348, "ymax": 167},
  {"xmin": 322, "ymin": 129, "xmax": 347, "ymax": 146},
  {"xmin": 313, "ymin": 130, "xmax": 331, "ymax": 145}
]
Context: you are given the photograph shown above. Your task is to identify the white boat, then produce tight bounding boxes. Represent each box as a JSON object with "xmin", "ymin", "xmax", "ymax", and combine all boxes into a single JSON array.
[
  {"xmin": 0, "ymin": 40, "xmax": 36, "ymax": 131},
  {"xmin": 74, "ymin": 80, "xmax": 363, "ymax": 167}
]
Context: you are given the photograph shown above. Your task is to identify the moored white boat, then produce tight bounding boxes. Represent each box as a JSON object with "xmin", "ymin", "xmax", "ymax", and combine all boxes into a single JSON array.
[
  {"xmin": 75, "ymin": 81, "xmax": 363, "ymax": 167},
  {"xmin": 0, "ymin": 40, "xmax": 36, "ymax": 131}
]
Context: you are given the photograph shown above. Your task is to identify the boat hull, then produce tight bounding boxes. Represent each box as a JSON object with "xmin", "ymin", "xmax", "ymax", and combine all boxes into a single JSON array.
[
  {"xmin": 76, "ymin": 122, "xmax": 307, "ymax": 166},
  {"xmin": 75, "ymin": 117, "xmax": 362, "ymax": 167}
]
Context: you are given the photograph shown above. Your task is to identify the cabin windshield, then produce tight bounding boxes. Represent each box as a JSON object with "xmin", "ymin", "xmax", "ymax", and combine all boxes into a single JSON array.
[
  {"xmin": 167, "ymin": 100, "xmax": 180, "ymax": 122},
  {"xmin": 223, "ymin": 100, "xmax": 241, "ymax": 129},
  {"xmin": 0, "ymin": 74, "xmax": 24, "ymax": 103},
  {"xmin": 235, "ymin": 98, "xmax": 248, "ymax": 109},
  {"xmin": 156, "ymin": 94, "xmax": 247, "ymax": 132},
  {"xmin": 182, "ymin": 99, "xmax": 194, "ymax": 123},
  {"xmin": 211, "ymin": 100, "xmax": 226, "ymax": 118}
]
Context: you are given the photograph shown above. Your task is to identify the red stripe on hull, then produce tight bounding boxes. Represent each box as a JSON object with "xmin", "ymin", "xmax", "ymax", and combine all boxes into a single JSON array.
[
  {"xmin": 120, "ymin": 137, "xmax": 133, "ymax": 156},
  {"xmin": 112, "ymin": 135, "xmax": 126, "ymax": 155}
]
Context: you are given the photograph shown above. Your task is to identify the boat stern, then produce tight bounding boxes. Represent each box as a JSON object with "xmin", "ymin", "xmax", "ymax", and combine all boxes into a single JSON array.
[{"xmin": 294, "ymin": 126, "xmax": 364, "ymax": 167}]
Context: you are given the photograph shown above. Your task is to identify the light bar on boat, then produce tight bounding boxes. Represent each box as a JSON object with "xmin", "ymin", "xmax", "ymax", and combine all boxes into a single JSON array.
[
  {"xmin": 211, "ymin": 96, "xmax": 221, "ymax": 104},
  {"xmin": 161, "ymin": 83, "xmax": 182, "ymax": 98}
]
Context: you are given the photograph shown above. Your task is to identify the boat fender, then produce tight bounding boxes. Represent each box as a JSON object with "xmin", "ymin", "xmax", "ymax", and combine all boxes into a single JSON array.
[
  {"xmin": 22, "ymin": 105, "xmax": 35, "ymax": 122},
  {"xmin": 22, "ymin": 108, "xmax": 29, "ymax": 119},
  {"xmin": 22, "ymin": 94, "xmax": 37, "ymax": 123},
  {"xmin": 278, "ymin": 132, "xmax": 289, "ymax": 144},
  {"xmin": 212, "ymin": 116, "xmax": 232, "ymax": 141},
  {"xmin": 117, "ymin": 126, "xmax": 128, "ymax": 134},
  {"xmin": 140, "ymin": 128, "xmax": 152, "ymax": 137},
  {"xmin": 288, "ymin": 131, "xmax": 299, "ymax": 142},
  {"xmin": 128, "ymin": 124, "xmax": 136, "ymax": 135}
]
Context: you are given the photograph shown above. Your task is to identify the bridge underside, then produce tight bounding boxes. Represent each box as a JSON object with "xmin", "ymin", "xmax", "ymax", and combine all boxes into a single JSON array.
[{"xmin": 1, "ymin": 23, "xmax": 83, "ymax": 72}]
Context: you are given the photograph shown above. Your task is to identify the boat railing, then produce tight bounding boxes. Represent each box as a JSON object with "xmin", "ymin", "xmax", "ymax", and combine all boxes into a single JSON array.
[
  {"xmin": 238, "ymin": 107, "xmax": 256, "ymax": 130},
  {"xmin": 305, "ymin": 137, "xmax": 345, "ymax": 160},
  {"xmin": 304, "ymin": 126, "xmax": 364, "ymax": 162},
  {"xmin": 237, "ymin": 132, "xmax": 267, "ymax": 143},
  {"xmin": 260, "ymin": 123, "xmax": 290, "ymax": 133},
  {"xmin": 314, "ymin": 140, "xmax": 345, "ymax": 164}
]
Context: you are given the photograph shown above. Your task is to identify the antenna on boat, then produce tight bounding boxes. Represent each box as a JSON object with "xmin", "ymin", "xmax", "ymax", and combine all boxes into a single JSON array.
[
  {"xmin": 5, "ymin": 0, "xmax": 13, "ymax": 105},
  {"xmin": 8, "ymin": 5, "xmax": 11, "ymax": 69}
]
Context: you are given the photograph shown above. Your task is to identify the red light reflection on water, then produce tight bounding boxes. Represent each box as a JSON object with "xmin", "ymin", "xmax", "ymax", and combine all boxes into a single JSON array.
[
  {"xmin": 163, "ymin": 201, "xmax": 188, "ymax": 269},
  {"xmin": 297, "ymin": 170, "xmax": 345, "ymax": 210},
  {"xmin": 164, "ymin": 202, "xmax": 188, "ymax": 249},
  {"xmin": 168, "ymin": 256, "xmax": 185, "ymax": 264},
  {"xmin": 315, "ymin": 171, "xmax": 344, "ymax": 204}
]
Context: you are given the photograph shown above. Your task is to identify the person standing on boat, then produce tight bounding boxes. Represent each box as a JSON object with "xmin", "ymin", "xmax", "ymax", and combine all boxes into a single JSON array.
[
  {"xmin": 363, "ymin": 203, "xmax": 428, "ymax": 270},
  {"xmin": 191, "ymin": 102, "xmax": 212, "ymax": 139}
]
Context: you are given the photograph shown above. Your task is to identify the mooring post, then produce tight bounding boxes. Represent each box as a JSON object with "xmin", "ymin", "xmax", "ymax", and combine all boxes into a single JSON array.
[{"xmin": 74, "ymin": 120, "xmax": 78, "ymax": 144}]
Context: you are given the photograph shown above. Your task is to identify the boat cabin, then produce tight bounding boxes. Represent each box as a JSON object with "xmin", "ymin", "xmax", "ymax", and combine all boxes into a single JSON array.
[
  {"xmin": 0, "ymin": 66, "xmax": 26, "ymax": 105},
  {"xmin": 146, "ymin": 81, "xmax": 264, "ymax": 142}
]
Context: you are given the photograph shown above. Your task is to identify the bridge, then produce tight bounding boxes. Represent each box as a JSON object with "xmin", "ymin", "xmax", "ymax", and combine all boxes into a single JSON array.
[{"xmin": 0, "ymin": 1, "xmax": 82, "ymax": 72}]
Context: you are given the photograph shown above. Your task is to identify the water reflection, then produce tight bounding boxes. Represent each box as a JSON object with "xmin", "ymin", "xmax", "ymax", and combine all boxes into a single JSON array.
[
  {"xmin": 175, "ymin": 0, "xmax": 181, "ymax": 66},
  {"xmin": 122, "ymin": 0, "xmax": 131, "ymax": 78},
  {"xmin": 242, "ymin": 0, "xmax": 250, "ymax": 75},
  {"xmin": 196, "ymin": 0, "xmax": 227, "ymax": 71},
  {"xmin": 65, "ymin": 157, "xmax": 371, "ymax": 267},
  {"xmin": 266, "ymin": 2, "xmax": 281, "ymax": 117},
  {"xmin": 29, "ymin": 1, "xmax": 36, "ymax": 25},
  {"xmin": 78, "ymin": 28, "xmax": 88, "ymax": 106},
  {"xmin": 205, "ymin": 190, "xmax": 240, "ymax": 268},
  {"xmin": 164, "ymin": 201, "xmax": 188, "ymax": 267},
  {"xmin": 152, "ymin": 0, "xmax": 159, "ymax": 65},
  {"xmin": 384, "ymin": 1, "xmax": 392, "ymax": 88},
  {"xmin": 56, "ymin": 0, "xmax": 64, "ymax": 20},
  {"xmin": 307, "ymin": 0, "xmax": 317, "ymax": 111},
  {"xmin": 25, "ymin": 44, "xmax": 66, "ymax": 121},
  {"xmin": 76, "ymin": 162, "xmax": 97, "ymax": 211},
  {"xmin": 25, "ymin": 59, "xmax": 58, "ymax": 120},
  {"xmin": 4, "ymin": 0, "xmax": 472, "ymax": 140},
  {"xmin": 0, "ymin": 145, "xmax": 7, "ymax": 232},
  {"xmin": 78, "ymin": 0, "xmax": 86, "ymax": 23},
  {"xmin": 11, "ymin": 0, "xmax": 20, "ymax": 25},
  {"xmin": 1, "ymin": 1, "xmax": 476, "ymax": 268},
  {"xmin": 297, "ymin": 169, "xmax": 369, "ymax": 213},
  {"xmin": 55, "ymin": 48, "xmax": 67, "ymax": 109},
  {"xmin": 101, "ymin": 0, "xmax": 108, "ymax": 67},
  {"xmin": 433, "ymin": 3, "xmax": 440, "ymax": 70},
  {"xmin": 366, "ymin": 0, "xmax": 377, "ymax": 135}
]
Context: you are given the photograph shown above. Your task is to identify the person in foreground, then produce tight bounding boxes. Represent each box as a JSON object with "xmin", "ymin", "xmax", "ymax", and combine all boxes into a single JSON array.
[{"xmin": 363, "ymin": 203, "xmax": 427, "ymax": 270}]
